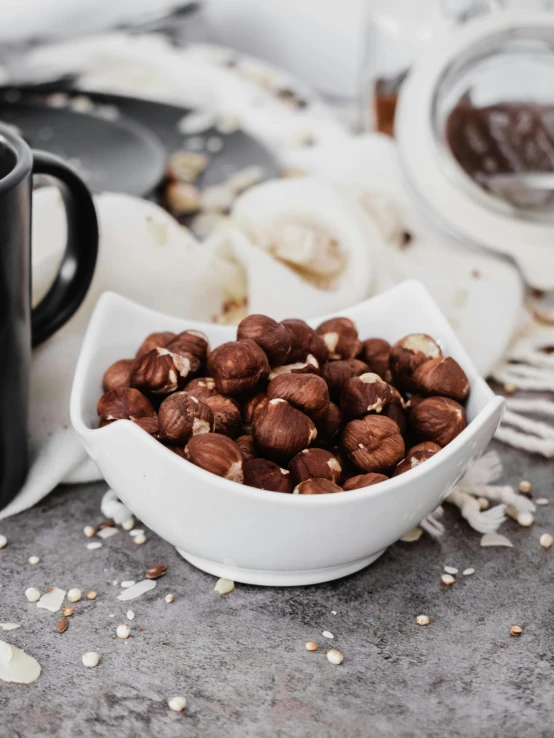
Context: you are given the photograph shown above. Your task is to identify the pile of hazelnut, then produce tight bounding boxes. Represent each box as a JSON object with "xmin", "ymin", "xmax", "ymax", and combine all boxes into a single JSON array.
[{"xmin": 96, "ymin": 315, "xmax": 470, "ymax": 494}]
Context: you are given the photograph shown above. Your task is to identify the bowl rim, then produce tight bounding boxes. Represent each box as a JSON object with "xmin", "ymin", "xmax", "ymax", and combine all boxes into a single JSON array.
[{"xmin": 70, "ymin": 281, "xmax": 505, "ymax": 508}]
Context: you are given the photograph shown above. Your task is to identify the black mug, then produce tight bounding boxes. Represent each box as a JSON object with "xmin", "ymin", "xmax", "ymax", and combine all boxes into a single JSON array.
[{"xmin": 0, "ymin": 125, "xmax": 98, "ymax": 511}]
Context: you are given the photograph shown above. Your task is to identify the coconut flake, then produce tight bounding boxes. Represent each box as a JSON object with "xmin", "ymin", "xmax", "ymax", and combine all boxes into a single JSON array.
[
  {"xmin": 87, "ymin": 541, "xmax": 103, "ymax": 550},
  {"xmin": 0, "ymin": 623, "xmax": 21, "ymax": 631},
  {"xmin": 0, "ymin": 640, "xmax": 41, "ymax": 683},
  {"xmin": 121, "ymin": 581, "xmax": 136, "ymax": 588},
  {"xmin": 322, "ymin": 630, "xmax": 334, "ymax": 639},
  {"xmin": 444, "ymin": 566, "xmax": 459, "ymax": 575},
  {"xmin": 97, "ymin": 527, "xmax": 119, "ymax": 540},
  {"xmin": 462, "ymin": 568, "xmax": 475, "ymax": 576},
  {"xmin": 401, "ymin": 528, "xmax": 423, "ymax": 543},
  {"xmin": 481, "ymin": 532, "xmax": 514, "ymax": 548},
  {"xmin": 129, "ymin": 529, "xmax": 144, "ymax": 537},
  {"xmin": 117, "ymin": 580, "xmax": 156, "ymax": 601},
  {"xmin": 37, "ymin": 587, "xmax": 66, "ymax": 612}
]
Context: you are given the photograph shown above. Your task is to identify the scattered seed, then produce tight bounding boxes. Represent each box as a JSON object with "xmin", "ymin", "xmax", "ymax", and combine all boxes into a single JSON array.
[
  {"xmin": 510, "ymin": 625, "xmax": 523, "ymax": 637},
  {"xmin": 97, "ymin": 527, "xmax": 119, "ymax": 540},
  {"xmin": 83, "ymin": 526, "xmax": 96, "ymax": 538},
  {"xmin": 168, "ymin": 696, "xmax": 187, "ymax": 713},
  {"xmin": 441, "ymin": 574, "xmax": 455, "ymax": 586},
  {"xmin": 326, "ymin": 649, "xmax": 344, "ymax": 665},
  {"xmin": 540, "ymin": 533, "xmax": 553, "ymax": 549},
  {"xmin": 87, "ymin": 542, "xmax": 102, "ymax": 550},
  {"xmin": 122, "ymin": 517, "xmax": 135, "ymax": 531},
  {"xmin": 133, "ymin": 534, "xmax": 146, "ymax": 545},
  {"xmin": 503, "ymin": 383, "xmax": 516, "ymax": 394},
  {"xmin": 165, "ymin": 594, "xmax": 175, "ymax": 603},
  {"xmin": 129, "ymin": 529, "xmax": 144, "ymax": 537},
  {"xmin": 416, "ymin": 615, "xmax": 430, "ymax": 626},
  {"xmin": 401, "ymin": 527, "xmax": 423, "ymax": 542},
  {"xmin": 214, "ymin": 578, "xmax": 234, "ymax": 595},
  {"xmin": 535, "ymin": 498, "xmax": 549, "ymax": 506},
  {"xmin": 126, "ymin": 610, "xmax": 135, "ymax": 621},
  {"xmin": 322, "ymin": 631, "xmax": 334, "ymax": 639},
  {"xmin": 116, "ymin": 624, "xmax": 130, "ymax": 640},
  {"xmin": 462, "ymin": 568, "xmax": 475, "ymax": 576},
  {"xmin": 82, "ymin": 651, "xmax": 100, "ymax": 668},
  {"xmin": 121, "ymin": 581, "xmax": 136, "ymax": 588},
  {"xmin": 68, "ymin": 588, "xmax": 82, "ymax": 603},
  {"xmin": 518, "ymin": 480, "xmax": 532, "ymax": 494},
  {"xmin": 0, "ymin": 535, "xmax": 7, "ymax": 549},
  {"xmin": 87, "ymin": 591, "xmax": 97, "ymax": 600},
  {"xmin": 63, "ymin": 607, "xmax": 73, "ymax": 617},
  {"xmin": 146, "ymin": 564, "xmax": 167, "ymax": 580},
  {"xmin": 28, "ymin": 556, "xmax": 40, "ymax": 565},
  {"xmin": 331, "ymin": 610, "xmax": 337, "ymax": 615},
  {"xmin": 56, "ymin": 618, "xmax": 69, "ymax": 633},
  {"xmin": 25, "ymin": 587, "xmax": 40, "ymax": 603},
  {"xmin": 517, "ymin": 512, "xmax": 534, "ymax": 527},
  {"xmin": 444, "ymin": 566, "xmax": 458, "ymax": 575},
  {"xmin": 305, "ymin": 642, "xmax": 318, "ymax": 651}
]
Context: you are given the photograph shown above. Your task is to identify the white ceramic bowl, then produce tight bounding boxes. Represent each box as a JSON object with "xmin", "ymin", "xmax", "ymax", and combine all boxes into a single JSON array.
[{"xmin": 70, "ymin": 281, "xmax": 504, "ymax": 586}]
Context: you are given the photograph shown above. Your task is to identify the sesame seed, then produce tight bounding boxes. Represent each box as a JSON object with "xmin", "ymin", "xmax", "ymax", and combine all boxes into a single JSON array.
[
  {"xmin": 126, "ymin": 610, "xmax": 135, "ymax": 621},
  {"xmin": 444, "ymin": 566, "xmax": 458, "ymax": 575},
  {"xmin": 416, "ymin": 615, "xmax": 430, "ymax": 626},
  {"xmin": 326, "ymin": 649, "xmax": 344, "ymax": 665},
  {"xmin": 305, "ymin": 641, "xmax": 318, "ymax": 651}
]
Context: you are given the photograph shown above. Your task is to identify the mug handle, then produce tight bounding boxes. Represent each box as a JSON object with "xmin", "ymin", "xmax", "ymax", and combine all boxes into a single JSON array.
[{"xmin": 30, "ymin": 151, "xmax": 99, "ymax": 347}]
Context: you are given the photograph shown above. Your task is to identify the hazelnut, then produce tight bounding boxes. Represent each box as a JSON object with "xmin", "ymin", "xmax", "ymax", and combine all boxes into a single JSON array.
[
  {"xmin": 269, "ymin": 356, "xmax": 320, "ymax": 379},
  {"xmin": 393, "ymin": 448, "xmax": 438, "ymax": 476},
  {"xmin": 410, "ymin": 441, "xmax": 441, "ymax": 454},
  {"xmin": 204, "ymin": 394, "xmax": 242, "ymax": 438},
  {"xmin": 390, "ymin": 334, "xmax": 442, "ymax": 391},
  {"xmin": 97, "ymin": 388, "xmax": 157, "ymax": 425},
  {"xmin": 412, "ymin": 357, "xmax": 470, "ymax": 402},
  {"xmin": 132, "ymin": 416, "xmax": 160, "ymax": 435},
  {"xmin": 184, "ymin": 434, "xmax": 244, "ymax": 483},
  {"xmin": 280, "ymin": 319, "xmax": 329, "ymax": 364},
  {"xmin": 410, "ymin": 397, "xmax": 467, "ymax": 447},
  {"xmin": 343, "ymin": 473, "xmax": 388, "ymax": 491},
  {"xmin": 293, "ymin": 478, "xmax": 343, "ymax": 495},
  {"xmin": 184, "ymin": 377, "xmax": 217, "ymax": 403},
  {"xmin": 167, "ymin": 445, "xmax": 187, "ymax": 459},
  {"xmin": 164, "ymin": 180, "xmax": 201, "ymax": 215},
  {"xmin": 242, "ymin": 392, "xmax": 268, "ymax": 433},
  {"xmin": 235, "ymin": 434, "xmax": 256, "ymax": 463},
  {"xmin": 166, "ymin": 330, "xmax": 210, "ymax": 363},
  {"xmin": 158, "ymin": 392, "xmax": 213, "ymax": 444},
  {"xmin": 360, "ymin": 338, "xmax": 392, "ymax": 381},
  {"xmin": 342, "ymin": 415, "xmax": 405, "ymax": 473},
  {"xmin": 243, "ymin": 458, "xmax": 292, "ymax": 493},
  {"xmin": 315, "ymin": 402, "xmax": 343, "ymax": 446},
  {"xmin": 131, "ymin": 347, "xmax": 200, "ymax": 394},
  {"xmin": 136, "ymin": 332, "xmax": 176, "ymax": 358},
  {"xmin": 102, "ymin": 359, "xmax": 134, "ymax": 392},
  {"xmin": 382, "ymin": 402, "xmax": 407, "ymax": 435},
  {"xmin": 321, "ymin": 359, "xmax": 369, "ymax": 400},
  {"xmin": 316, "ymin": 317, "xmax": 361, "ymax": 360},
  {"xmin": 340, "ymin": 373, "xmax": 393, "ymax": 419},
  {"xmin": 267, "ymin": 373, "xmax": 330, "ymax": 421},
  {"xmin": 237, "ymin": 314, "xmax": 291, "ymax": 366},
  {"xmin": 207, "ymin": 340, "xmax": 270, "ymax": 397},
  {"xmin": 289, "ymin": 448, "xmax": 342, "ymax": 486},
  {"xmin": 252, "ymin": 398, "xmax": 317, "ymax": 462}
]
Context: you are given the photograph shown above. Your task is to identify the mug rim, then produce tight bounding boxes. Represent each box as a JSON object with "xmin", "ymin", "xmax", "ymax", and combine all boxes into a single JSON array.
[{"xmin": 0, "ymin": 123, "xmax": 33, "ymax": 192}]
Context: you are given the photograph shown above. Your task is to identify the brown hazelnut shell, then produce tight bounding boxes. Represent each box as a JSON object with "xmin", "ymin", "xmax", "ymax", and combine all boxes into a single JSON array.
[
  {"xmin": 97, "ymin": 387, "xmax": 156, "ymax": 422},
  {"xmin": 136, "ymin": 331, "xmax": 176, "ymax": 358},
  {"xmin": 321, "ymin": 359, "xmax": 369, "ymax": 400},
  {"xmin": 204, "ymin": 394, "xmax": 243, "ymax": 438},
  {"xmin": 340, "ymin": 373, "xmax": 393, "ymax": 419},
  {"xmin": 131, "ymin": 347, "xmax": 200, "ymax": 394},
  {"xmin": 243, "ymin": 458, "xmax": 292, "ymax": 493},
  {"xmin": 342, "ymin": 415, "xmax": 405, "ymax": 473},
  {"xmin": 184, "ymin": 377, "xmax": 218, "ymax": 403},
  {"xmin": 293, "ymin": 478, "xmax": 343, "ymax": 495},
  {"xmin": 184, "ymin": 434, "xmax": 244, "ymax": 482},
  {"xmin": 343, "ymin": 473, "xmax": 389, "ymax": 491},
  {"xmin": 235, "ymin": 434, "xmax": 257, "ymax": 463},
  {"xmin": 267, "ymin": 373, "xmax": 330, "ymax": 421},
  {"xmin": 166, "ymin": 330, "xmax": 210, "ymax": 362},
  {"xmin": 412, "ymin": 357, "xmax": 470, "ymax": 402},
  {"xmin": 316, "ymin": 317, "xmax": 361, "ymax": 360},
  {"xmin": 393, "ymin": 448, "xmax": 438, "ymax": 477},
  {"xmin": 102, "ymin": 359, "xmax": 134, "ymax": 392},
  {"xmin": 158, "ymin": 391, "xmax": 213, "ymax": 444},
  {"xmin": 269, "ymin": 356, "xmax": 320, "ymax": 379},
  {"xmin": 252, "ymin": 398, "xmax": 317, "ymax": 462},
  {"xmin": 288, "ymin": 448, "xmax": 342, "ymax": 486},
  {"xmin": 237, "ymin": 314, "xmax": 291, "ymax": 366},
  {"xmin": 360, "ymin": 338, "xmax": 392, "ymax": 382},
  {"xmin": 390, "ymin": 333, "xmax": 442, "ymax": 391},
  {"xmin": 315, "ymin": 402, "xmax": 343, "ymax": 446},
  {"xmin": 242, "ymin": 392, "xmax": 269, "ymax": 433},
  {"xmin": 410, "ymin": 396, "xmax": 467, "ymax": 447},
  {"xmin": 280, "ymin": 319, "xmax": 329, "ymax": 364},
  {"xmin": 207, "ymin": 339, "xmax": 270, "ymax": 397}
]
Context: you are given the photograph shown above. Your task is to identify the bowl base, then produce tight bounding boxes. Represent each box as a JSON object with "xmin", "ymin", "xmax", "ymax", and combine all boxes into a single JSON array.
[{"xmin": 176, "ymin": 549, "xmax": 388, "ymax": 586}]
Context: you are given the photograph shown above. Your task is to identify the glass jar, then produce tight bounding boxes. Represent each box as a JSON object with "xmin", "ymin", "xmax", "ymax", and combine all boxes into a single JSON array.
[
  {"xmin": 363, "ymin": 0, "xmax": 551, "ymax": 135},
  {"xmin": 394, "ymin": 9, "xmax": 554, "ymax": 290}
]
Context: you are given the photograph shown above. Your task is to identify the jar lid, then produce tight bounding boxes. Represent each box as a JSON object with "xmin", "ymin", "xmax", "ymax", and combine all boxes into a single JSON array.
[{"xmin": 395, "ymin": 10, "xmax": 554, "ymax": 290}]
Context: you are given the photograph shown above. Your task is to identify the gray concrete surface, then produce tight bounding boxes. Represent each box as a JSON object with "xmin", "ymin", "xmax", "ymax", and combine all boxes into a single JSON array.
[{"xmin": 0, "ymin": 439, "xmax": 552, "ymax": 738}]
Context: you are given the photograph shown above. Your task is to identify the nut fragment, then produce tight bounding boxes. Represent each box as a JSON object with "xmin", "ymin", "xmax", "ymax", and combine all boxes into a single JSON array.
[
  {"xmin": 410, "ymin": 397, "xmax": 467, "ymax": 447},
  {"xmin": 441, "ymin": 574, "xmax": 455, "ymax": 586},
  {"xmin": 340, "ymin": 373, "xmax": 393, "ymax": 419},
  {"xmin": 146, "ymin": 564, "xmax": 167, "ymax": 580},
  {"xmin": 540, "ymin": 533, "xmax": 553, "ymax": 549},
  {"xmin": 165, "ymin": 594, "xmax": 175, "ymax": 603},
  {"xmin": 67, "ymin": 588, "xmax": 82, "ymax": 603},
  {"xmin": 305, "ymin": 641, "xmax": 318, "ymax": 651},
  {"xmin": 519, "ymin": 480, "xmax": 532, "ymax": 494},
  {"xmin": 342, "ymin": 473, "xmax": 388, "ymax": 491},
  {"xmin": 321, "ymin": 359, "xmax": 369, "ymax": 399},
  {"xmin": 360, "ymin": 338, "xmax": 392, "ymax": 381},
  {"xmin": 412, "ymin": 357, "xmax": 470, "ymax": 402},
  {"xmin": 184, "ymin": 377, "xmax": 217, "ymax": 403},
  {"xmin": 28, "ymin": 556, "xmax": 40, "ymax": 565},
  {"xmin": 207, "ymin": 340, "xmax": 270, "ymax": 397},
  {"xmin": 416, "ymin": 615, "xmax": 430, "ymax": 626},
  {"xmin": 281, "ymin": 318, "xmax": 329, "ymax": 364},
  {"xmin": 510, "ymin": 625, "xmax": 523, "ymax": 637},
  {"xmin": 56, "ymin": 618, "xmax": 69, "ymax": 633},
  {"xmin": 63, "ymin": 607, "xmax": 73, "ymax": 617},
  {"xmin": 0, "ymin": 535, "xmax": 7, "ymax": 549},
  {"xmin": 131, "ymin": 347, "xmax": 200, "ymax": 394},
  {"xmin": 237, "ymin": 314, "xmax": 291, "ymax": 366},
  {"xmin": 267, "ymin": 373, "xmax": 330, "ymax": 421},
  {"xmin": 82, "ymin": 651, "xmax": 100, "ymax": 668},
  {"xmin": 25, "ymin": 587, "xmax": 41, "ymax": 603},
  {"xmin": 293, "ymin": 478, "xmax": 343, "ymax": 495},
  {"xmin": 102, "ymin": 359, "xmax": 134, "ymax": 392},
  {"xmin": 288, "ymin": 448, "xmax": 342, "ymax": 486},
  {"xmin": 326, "ymin": 649, "xmax": 344, "ymax": 665},
  {"xmin": 342, "ymin": 415, "xmax": 405, "ymax": 473},
  {"xmin": 87, "ymin": 591, "xmax": 97, "ymax": 600},
  {"xmin": 97, "ymin": 388, "xmax": 157, "ymax": 431},
  {"xmin": 214, "ymin": 578, "xmax": 235, "ymax": 595},
  {"xmin": 83, "ymin": 525, "xmax": 96, "ymax": 538},
  {"xmin": 168, "ymin": 696, "xmax": 187, "ymax": 713},
  {"xmin": 205, "ymin": 394, "xmax": 242, "ymax": 437},
  {"xmin": 390, "ymin": 334, "xmax": 442, "ymax": 391},
  {"xmin": 185, "ymin": 434, "xmax": 244, "ymax": 482},
  {"xmin": 158, "ymin": 392, "xmax": 214, "ymax": 444},
  {"xmin": 116, "ymin": 624, "xmax": 130, "ymax": 640},
  {"xmin": 235, "ymin": 434, "xmax": 256, "ymax": 463},
  {"xmin": 243, "ymin": 458, "xmax": 292, "ymax": 493},
  {"xmin": 253, "ymin": 399, "xmax": 317, "ymax": 462},
  {"xmin": 316, "ymin": 317, "xmax": 361, "ymax": 360}
]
